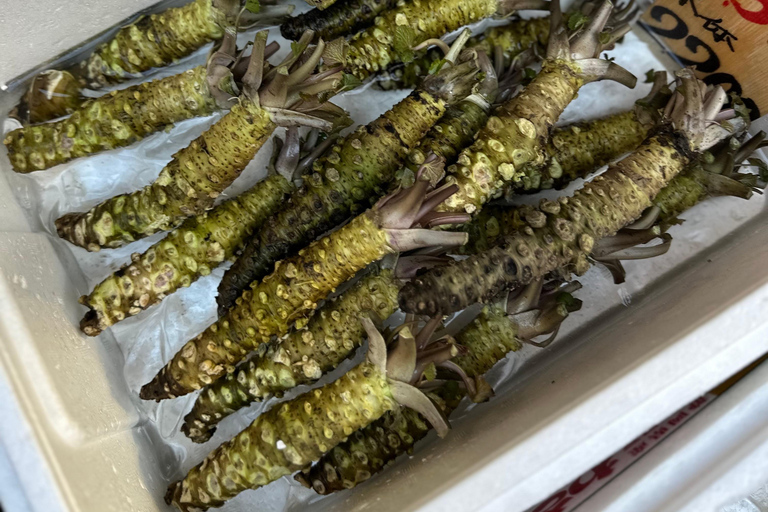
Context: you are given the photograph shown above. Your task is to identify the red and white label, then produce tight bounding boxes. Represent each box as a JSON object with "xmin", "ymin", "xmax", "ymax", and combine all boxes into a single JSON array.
[{"xmin": 526, "ymin": 394, "xmax": 716, "ymax": 512}]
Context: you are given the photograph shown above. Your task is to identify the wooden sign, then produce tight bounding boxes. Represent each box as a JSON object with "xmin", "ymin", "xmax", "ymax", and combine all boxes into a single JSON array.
[{"xmin": 641, "ymin": 0, "xmax": 768, "ymax": 119}]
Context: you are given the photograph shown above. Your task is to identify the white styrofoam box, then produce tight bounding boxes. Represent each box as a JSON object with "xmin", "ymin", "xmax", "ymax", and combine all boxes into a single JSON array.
[
  {"xmin": 0, "ymin": 1, "xmax": 767, "ymax": 512},
  {"xmin": 576, "ymin": 356, "xmax": 768, "ymax": 512}
]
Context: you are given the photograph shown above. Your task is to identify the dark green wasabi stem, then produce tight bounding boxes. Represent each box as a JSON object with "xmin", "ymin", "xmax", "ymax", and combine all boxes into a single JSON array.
[
  {"xmin": 182, "ymin": 269, "xmax": 401, "ymax": 443},
  {"xmin": 167, "ymin": 318, "xmax": 450, "ymax": 511},
  {"xmin": 400, "ymin": 71, "xmax": 730, "ymax": 315},
  {"xmin": 281, "ymin": 0, "xmax": 397, "ymax": 41},
  {"xmin": 375, "ymin": 16, "xmax": 551, "ymax": 91},
  {"xmin": 215, "ymin": 55, "xmax": 481, "ymax": 315},
  {"xmin": 297, "ymin": 286, "xmax": 581, "ymax": 494}
]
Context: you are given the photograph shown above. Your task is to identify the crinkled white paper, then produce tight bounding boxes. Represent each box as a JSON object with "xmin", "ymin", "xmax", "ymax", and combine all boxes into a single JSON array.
[{"xmin": 2, "ymin": 5, "xmax": 765, "ymax": 511}]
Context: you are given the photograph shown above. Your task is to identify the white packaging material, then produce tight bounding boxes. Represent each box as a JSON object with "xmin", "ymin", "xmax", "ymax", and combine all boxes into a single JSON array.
[
  {"xmin": 575, "ymin": 357, "xmax": 768, "ymax": 512},
  {"xmin": 0, "ymin": 2, "xmax": 767, "ymax": 511}
]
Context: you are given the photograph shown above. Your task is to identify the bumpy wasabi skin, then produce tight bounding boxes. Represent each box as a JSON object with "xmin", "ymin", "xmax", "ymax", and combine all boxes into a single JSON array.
[
  {"xmin": 281, "ymin": 0, "xmax": 397, "ymax": 41},
  {"xmin": 297, "ymin": 386, "xmax": 462, "ymax": 493},
  {"xmin": 341, "ymin": 0, "xmax": 500, "ymax": 80},
  {"xmin": 450, "ymin": 305, "xmax": 523, "ymax": 375},
  {"xmin": 434, "ymin": 0, "xmax": 640, "ymax": 215},
  {"xmin": 519, "ymin": 109, "xmax": 653, "ymax": 192},
  {"xmin": 401, "ymin": 129, "xmax": 696, "ymax": 315},
  {"xmin": 182, "ymin": 269, "xmax": 401, "ymax": 443},
  {"xmin": 461, "ymin": 151, "xmax": 757, "ymax": 257},
  {"xmin": 470, "ymin": 17, "xmax": 551, "ymax": 65},
  {"xmin": 79, "ymin": 173, "xmax": 294, "ymax": 336},
  {"xmin": 167, "ymin": 361, "xmax": 396, "ymax": 511},
  {"xmin": 652, "ymin": 168, "xmax": 740, "ymax": 222},
  {"xmin": 143, "ymin": 213, "xmax": 394, "ymax": 399},
  {"xmin": 4, "ymin": 66, "xmax": 218, "ymax": 173},
  {"xmin": 216, "ymin": 88, "xmax": 448, "ymax": 313},
  {"xmin": 298, "ymin": 305, "xmax": 522, "ymax": 493},
  {"xmin": 441, "ymin": 60, "xmax": 585, "ymax": 214},
  {"xmin": 79, "ymin": 0, "xmax": 226, "ymax": 88},
  {"xmin": 398, "ymin": 99, "xmax": 491, "ymax": 187},
  {"xmin": 377, "ymin": 16, "xmax": 550, "ymax": 90},
  {"xmin": 55, "ymin": 99, "xmax": 275, "ymax": 251}
]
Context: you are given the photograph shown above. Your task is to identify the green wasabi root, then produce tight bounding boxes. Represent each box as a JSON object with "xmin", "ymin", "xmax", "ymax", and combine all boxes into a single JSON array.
[
  {"xmin": 55, "ymin": 30, "xmax": 344, "ymax": 251},
  {"xmin": 142, "ymin": 174, "xmax": 469, "ymax": 401},
  {"xmin": 512, "ymin": 71, "xmax": 670, "ymax": 192},
  {"xmin": 400, "ymin": 70, "xmax": 730, "ymax": 315},
  {"xmin": 168, "ymin": 361, "xmax": 396, "ymax": 510},
  {"xmin": 374, "ymin": 0, "xmax": 638, "ymax": 90},
  {"xmin": 397, "ymin": 96, "xmax": 493, "ymax": 189},
  {"xmin": 215, "ymin": 52, "xmax": 481, "ymax": 314},
  {"xmin": 295, "ymin": 386, "xmax": 462, "ymax": 493},
  {"xmin": 78, "ymin": 173, "xmax": 294, "ymax": 337},
  {"xmin": 55, "ymin": 99, "xmax": 275, "ymax": 251},
  {"xmin": 5, "ymin": 66, "xmax": 218, "ymax": 173},
  {"xmin": 281, "ymin": 0, "xmax": 397, "ymax": 41},
  {"xmin": 79, "ymin": 0, "xmax": 227, "ymax": 89},
  {"xmin": 651, "ymin": 131, "xmax": 765, "ymax": 222},
  {"xmin": 462, "ymin": 131, "xmax": 763, "ymax": 257},
  {"xmin": 439, "ymin": 0, "xmax": 638, "ymax": 215},
  {"xmin": 514, "ymin": 109, "xmax": 654, "ymax": 193},
  {"xmin": 76, "ymin": 0, "xmax": 292, "ymax": 89},
  {"xmin": 182, "ymin": 269, "xmax": 401, "ymax": 443},
  {"xmin": 167, "ymin": 318, "xmax": 450, "ymax": 510},
  {"xmin": 334, "ymin": 0, "xmax": 548, "ymax": 81},
  {"xmin": 5, "ymin": 37, "xmax": 285, "ymax": 172}
]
